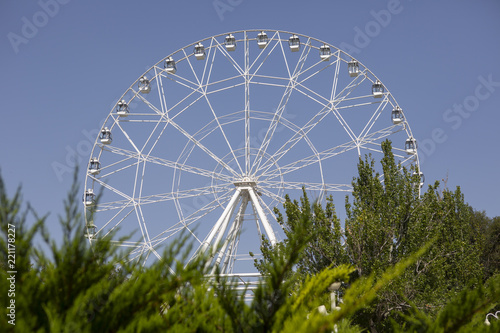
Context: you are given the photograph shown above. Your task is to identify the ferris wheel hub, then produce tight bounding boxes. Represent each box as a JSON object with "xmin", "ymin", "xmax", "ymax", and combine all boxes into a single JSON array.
[{"xmin": 233, "ymin": 178, "xmax": 257, "ymax": 188}]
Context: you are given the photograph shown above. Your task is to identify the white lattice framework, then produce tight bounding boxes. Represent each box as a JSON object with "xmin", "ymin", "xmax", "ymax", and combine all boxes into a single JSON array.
[{"xmin": 83, "ymin": 30, "xmax": 421, "ymax": 280}]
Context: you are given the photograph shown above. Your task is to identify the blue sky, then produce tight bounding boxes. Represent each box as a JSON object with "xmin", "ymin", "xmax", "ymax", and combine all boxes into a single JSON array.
[{"xmin": 1, "ymin": 0, "xmax": 499, "ymax": 251}]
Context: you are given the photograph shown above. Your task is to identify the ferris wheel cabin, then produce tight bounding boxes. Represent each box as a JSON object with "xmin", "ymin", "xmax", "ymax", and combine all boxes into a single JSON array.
[
  {"xmin": 83, "ymin": 189, "xmax": 95, "ymax": 207},
  {"xmin": 372, "ymin": 80, "xmax": 384, "ymax": 98},
  {"xmin": 88, "ymin": 158, "xmax": 101, "ymax": 175},
  {"xmin": 288, "ymin": 34, "xmax": 300, "ymax": 52},
  {"xmin": 320, "ymin": 44, "xmax": 331, "ymax": 61},
  {"xmin": 257, "ymin": 31, "xmax": 268, "ymax": 49},
  {"xmin": 225, "ymin": 34, "xmax": 236, "ymax": 51},
  {"xmin": 194, "ymin": 43, "xmax": 205, "ymax": 60},
  {"xmin": 348, "ymin": 59, "xmax": 359, "ymax": 77},
  {"xmin": 413, "ymin": 171, "xmax": 425, "ymax": 188},
  {"xmin": 84, "ymin": 223, "xmax": 97, "ymax": 239},
  {"xmin": 116, "ymin": 100, "xmax": 129, "ymax": 117},
  {"xmin": 405, "ymin": 137, "xmax": 417, "ymax": 155},
  {"xmin": 391, "ymin": 107, "xmax": 404, "ymax": 124},
  {"xmin": 138, "ymin": 76, "xmax": 151, "ymax": 94},
  {"xmin": 100, "ymin": 127, "xmax": 112, "ymax": 145},
  {"xmin": 164, "ymin": 57, "xmax": 177, "ymax": 74}
]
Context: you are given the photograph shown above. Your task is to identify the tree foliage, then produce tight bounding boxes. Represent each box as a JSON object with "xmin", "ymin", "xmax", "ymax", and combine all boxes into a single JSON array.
[
  {"xmin": 0, "ymin": 140, "xmax": 498, "ymax": 332},
  {"xmin": 265, "ymin": 140, "xmax": 495, "ymax": 332}
]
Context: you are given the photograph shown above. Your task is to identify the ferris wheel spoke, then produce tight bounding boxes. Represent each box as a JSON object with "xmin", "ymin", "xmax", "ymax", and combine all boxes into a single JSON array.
[
  {"xmin": 92, "ymin": 156, "xmax": 138, "ymax": 179},
  {"xmin": 132, "ymin": 90, "xmax": 163, "ymax": 115},
  {"xmin": 112, "ymin": 120, "xmax": 142, "ymax": 154},
  {"xmin": 204, "ymin": 77, "xmax": 245, "ymax": 95},
  {"xmin": 141, "ymin": 112, "xmax": 172, "ymax": 157},
  {"xmin": 358, "ymin": 124, "xmax": 405, "ymax": 146},
  {"xmin": 330, "ymin": 72, "xmax": 380, "ymax": 138},
  {"xmin": 200, "ymin": 38, "xmax": 217, "ymax": 86},
  {"xmin": 257, "ymin": 187, "xmax": 286, "ymax": 205},
  {"xmin": 110, "ymin": 240, "xmax": 143, "ymax": 249},
  {"xmin": 157, "ymin": 63, "xmax": 201, "ymax": 92},
  {"xmin": 254, "ymin": 101, "xmax": 333, "ymax": 175},
  {"xmin": 137, "ymin": 117, "xmax": 167, "ymax": 154},
  {"xmin": 334, "ymin": 70, "xmax": 367, "ymax": 102},
  {"xmin": 201, "ymin": 87, "xmax": 244, "ymax": 175},
  {"xmin": 332, "ymin": 98, "xmax": 387, "ymax": 144},
  {"xmin": 103, "ymin": 145, "xmax": 233, "ymax": 182},
  {"xmin": 92, "ymin": 177, "xmax": 132, "ymax": 202},
  {"xmin": 358, "ymin": 96, "xmax": 389, "ymax": 139},
  {"xmin": 297, "ymin": 54, "xmax": 339, "ymax": 88},
  {"xmin": 151, "ymin": 190, "xmax": 233, "ymax": 248},
  {"xmin": 147, "ymin": 154, "xmax": 233, "ymax": 182},
  {"xmin": 212, "ymin": 38, "xmax": 244, "ymax": 76},
  {"xmin": 330, "ymin": 52, "xmax": 341, "ymax": 102},
  {"xmin": 248, "ymin": 31, "xmax": 281, "ymax": 75},
  {"xmin": 251, "ymin": 41, "xmax": 312, "ymax": 175},
  {"xmin": 261, "ymin": 140, "xmax": 359, "ymax": 181},
  {"xmin": 134, "ymin": 203, "xmax": 152, "ymax": 246},
  {"xmin": 244, "ymin": 31, "xmax": 251, "ymax": 176},
  {"xmin": 182, "ymin": 38, "xmax": 214, "ymax": 89},
  {"xmin": 277, "ymin": 32, "xmax": 292, "ymax": 78},
  {"xmin": 182, "ymin": 48, "xmax": 203, "ymax": 87},
  {"xmin": 164, "ymin": 87, "xmax": 205, "ymax": 120},
  {"xmin": 95, "ymin": 183, "xmax": 230, "ymax": 212},
  {"xmin": 124, "ymin": 245, "xmax": 147, "ymax": 264},
  {"xmin": 201, "ymin": 38, "xmax": 219, "ymax": 88},
  {"xmin": 262, "ymin": 124, "xmax": 404, "ymax": 181},
  {"xmin": 154, "ymin": 66, "xmax": 168, "ymax": 115},
  {"xmin": 98, "ymin": 206, "xmax": 135, "ymax": 239},
  {"xmin": 166, "ymin": 117, "xmax": 241, "ymax": 178}
]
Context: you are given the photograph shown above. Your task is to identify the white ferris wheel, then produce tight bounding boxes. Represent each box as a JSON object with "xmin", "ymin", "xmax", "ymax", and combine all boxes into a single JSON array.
[{"xmin": 83, "ymin": 30, "xmax": 421, "ymax": 278}]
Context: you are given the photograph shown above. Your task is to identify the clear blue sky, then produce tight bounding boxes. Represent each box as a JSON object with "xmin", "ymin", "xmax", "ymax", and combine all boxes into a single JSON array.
[{"xmin": 1, "ymin": 0, "xmax": 499, "ymax": 246}]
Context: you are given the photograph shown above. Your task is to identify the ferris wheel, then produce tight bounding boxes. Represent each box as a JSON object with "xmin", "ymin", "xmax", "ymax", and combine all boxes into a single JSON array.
[{"xmin": 83, "ymin": 30, "xmax": 421, "ymax": 277}]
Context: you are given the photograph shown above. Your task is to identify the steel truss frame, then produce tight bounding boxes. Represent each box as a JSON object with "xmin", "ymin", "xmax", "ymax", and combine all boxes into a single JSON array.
[{"xmin": 83, "ymin": 30, "xmax": 420, "ymax": 279}]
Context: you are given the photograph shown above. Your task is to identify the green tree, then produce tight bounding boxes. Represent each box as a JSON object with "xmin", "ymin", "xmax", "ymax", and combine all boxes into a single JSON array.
[
  {"xmin": 474, "ymin": 210, "xmax": 500, "ymax": 280},
  {"xmin": 346, "ymin": 142, "xmax": 484, "ymax": 331},
  {"xmin": 266, "ymin": 141, "xmax": 486, "ymax": 332}
]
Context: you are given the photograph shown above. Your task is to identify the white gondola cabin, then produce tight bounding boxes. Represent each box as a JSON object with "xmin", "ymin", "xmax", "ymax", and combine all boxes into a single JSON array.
[
  {"xmin": 348, "ymin": 59, "xmax": 359, "ymax": 77},
  {"xmin": 89, "ymin": 157, "xmax": 101, "ymax": 175},
  {"xmin": 138, "ymin": 76, "xmax": 151, "ymax": 94},
  {"xmin": 164, "ymin": 57, "xmax": 176, "ymax": 74},
  {"xmin": 100, "ymin": 127, "xmax": 112, "ymax": 145},
  {"xmin": 391, "ymin": 107, "xmax": 404, "ymax": 124},
  {"xmin": 84, "ymin": 223, "xmax": 97, "ymax": 238},
  {"xmin": 372, "ymin": 80, "xmax": 384, "ymax": 98},
  {"xmin": 320, "ymin": 44, "xmax": 331, "ymax": 61},
  {"xmin": 257, "ymin": 31, "xmax": 268, "ymax": 49},
  {"xmin": 288, "ymin": 34, "xmax": 300, "ymax": 52},
  {"xmin": 225, "ymin": 34, "xmax": 236, "ymax": 51},
  {"xmin": 83, "ymin": 189, "xmax": 95, "ymax": 207},
  {"xmin": 413, "ymin": 171, "xmax": 425, "ymax": 188},
  {"xmin": 194, "ymin": 43, "xmax": 205, "ymax": 60},
  {"xmin": 116, "ymin": 100, "xmax": 129, "ymax": 117},
  {"xmin": 405, "ymin": 137, "xmax": 417, "ymax": 155}
]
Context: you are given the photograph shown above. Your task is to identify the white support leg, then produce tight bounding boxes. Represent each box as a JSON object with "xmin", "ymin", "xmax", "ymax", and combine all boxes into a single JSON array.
[
  {"xmin": 248, "ymin": 188, "xmax": 277, "ymax": 246},
  {"xmin": 221, "ymin": 193, "xmax": 249, "ymax": 274},
  {"xmin": 200, "ymin": 188, "xmax": 242, "ymax": 254}
]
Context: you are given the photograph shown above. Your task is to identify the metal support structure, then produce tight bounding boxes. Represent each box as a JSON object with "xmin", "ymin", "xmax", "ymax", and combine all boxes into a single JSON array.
[
  {"xmin": 84, "ymin": 30, "xmax": 421, "ymax": 280},
  {"xmin": 201, "ymin": 181, "xmax": 277, "ymax": 273}
]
